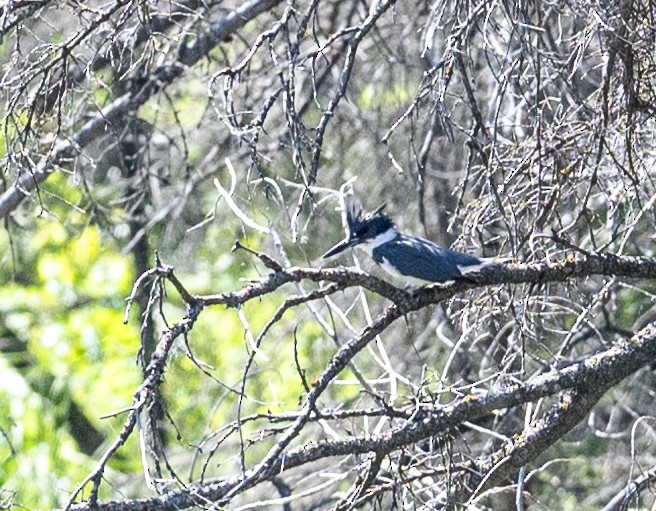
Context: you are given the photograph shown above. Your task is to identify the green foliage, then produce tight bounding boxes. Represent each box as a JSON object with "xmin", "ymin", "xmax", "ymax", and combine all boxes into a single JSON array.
[
  {"xmin": 0, "ymin": 184, "xmax": 357, "ymax": 506},
  {"xmin": 0, "ymin": 217, "xmax": 141, "ymax": 506}
]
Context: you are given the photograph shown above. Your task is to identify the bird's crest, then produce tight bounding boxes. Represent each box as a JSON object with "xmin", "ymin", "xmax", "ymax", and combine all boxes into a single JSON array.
[{"xmin": 346, "ymin": 203, "xmax": 392, "ymax": 236}]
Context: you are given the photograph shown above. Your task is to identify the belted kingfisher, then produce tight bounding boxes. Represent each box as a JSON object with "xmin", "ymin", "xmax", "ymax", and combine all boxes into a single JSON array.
[{"xmin": 322, "ymin": 204, "xmax": 491, "ymax": 284}]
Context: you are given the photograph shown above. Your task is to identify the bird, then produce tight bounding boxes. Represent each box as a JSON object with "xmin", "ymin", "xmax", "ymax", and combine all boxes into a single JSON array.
[{"xmin": 322, "ymin": 204, "xmax": 494, "ymax": 285}]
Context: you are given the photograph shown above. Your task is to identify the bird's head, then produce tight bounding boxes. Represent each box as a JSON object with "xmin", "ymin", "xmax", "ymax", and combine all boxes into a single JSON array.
[{"xmin": 322, "ymin": 203, "xmax": 395, "ymax": 258}]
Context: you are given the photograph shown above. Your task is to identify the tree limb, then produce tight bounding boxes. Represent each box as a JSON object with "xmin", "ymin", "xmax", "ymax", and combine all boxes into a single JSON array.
[
  {"xmin": 0, "ymin": 0, "xmax": 283, "ymax": 220},
  {"xmin": 66, "ymin": 316, "xmax": 656, "ymax": 511}
]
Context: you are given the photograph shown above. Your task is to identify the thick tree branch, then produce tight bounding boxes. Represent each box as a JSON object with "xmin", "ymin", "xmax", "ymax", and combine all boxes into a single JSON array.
[
  {"xmin": 67, "ymin": 316, "xmax": 656, "ymax": 511},
  {"xmin": 61, "ymin": 251, "xmax": 656, "ymax": 509},
  {"xmin": 191, "ymin": 254, "xmax": 656, "ymax": 310}
]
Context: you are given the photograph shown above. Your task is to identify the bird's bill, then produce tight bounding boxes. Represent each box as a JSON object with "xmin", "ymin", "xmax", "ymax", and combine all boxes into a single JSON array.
[{"xmin": 322, "ymin": 237, "xmax": 358, "ymax": 258}]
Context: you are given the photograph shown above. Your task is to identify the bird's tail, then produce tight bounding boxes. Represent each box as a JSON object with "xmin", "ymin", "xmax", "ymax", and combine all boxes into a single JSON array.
[{"xmin": 459, "ymin": 256, "xmax": 510, "ymax": 276}]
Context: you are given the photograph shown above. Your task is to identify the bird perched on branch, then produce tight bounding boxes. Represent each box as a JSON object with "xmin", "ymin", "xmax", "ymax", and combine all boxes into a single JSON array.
[{"xmin": 323, "ymin": 204, "xmax": 496, "ymax": 285}]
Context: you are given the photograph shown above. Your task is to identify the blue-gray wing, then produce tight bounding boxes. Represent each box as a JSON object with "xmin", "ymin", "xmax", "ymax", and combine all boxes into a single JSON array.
[{"xmin": 371, "ymin": 236, "xmax": 482, "ymax": 282}]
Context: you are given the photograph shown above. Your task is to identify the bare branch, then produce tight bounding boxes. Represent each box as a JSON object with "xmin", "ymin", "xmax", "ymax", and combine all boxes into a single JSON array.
[
  {"xmin": 0, "ymin": 0, "xmax": 284, "ymax": 220},
  {"xmin": 67, "ymin": 317, "xmax": 656, "ymax": 510}
]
